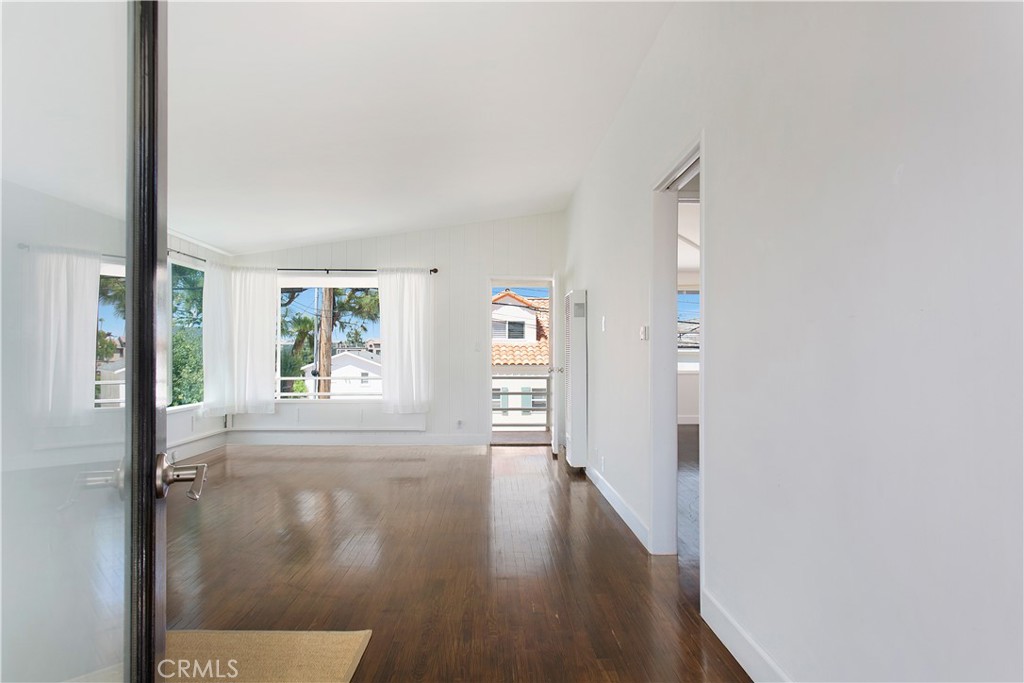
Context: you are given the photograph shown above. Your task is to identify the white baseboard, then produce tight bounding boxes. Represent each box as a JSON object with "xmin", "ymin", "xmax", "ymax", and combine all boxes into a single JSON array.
[
  {"xmin": 166, "ymin": 431, "xmax": 227, "ymax": 461},
  {"xmin": 227, "ymin": 430, "xmax": 490, "ymax": 447},
  {"xmin": 677, "ymin": 414, "xmax": 699, "ymax": 424},
  {"xmin": 586, "ymin": 467, "xmax": 652, "ymax": 552},
  {"xmin": 701, "ymin": 588, "xmax": 790, "ymax": 682}
]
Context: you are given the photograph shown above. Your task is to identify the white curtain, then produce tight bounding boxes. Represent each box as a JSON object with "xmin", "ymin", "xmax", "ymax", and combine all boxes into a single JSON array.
[
  {"xmin": 200, "ymin": 263, "xmax": 232, "ymax": 417},
  {"xmin": 29, "ymin": 247, "xmax": 101, "ymax": 426},
  {"xmin": 229, "ymin": 267, "xmax": 277, "ymax": 414},
  {"xmin": 378, "ymin": 268, "xmax": 433, "ymax": 414}
]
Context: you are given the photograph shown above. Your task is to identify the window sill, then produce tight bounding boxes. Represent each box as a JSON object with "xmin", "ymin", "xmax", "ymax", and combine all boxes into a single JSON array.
[
  {"xmin": 275, "ymin": 396, "xmax": 383, "ymax": 404},
  {"xmin": 167, "ymin": 403, "xmax": 203, "ymax": 414}
]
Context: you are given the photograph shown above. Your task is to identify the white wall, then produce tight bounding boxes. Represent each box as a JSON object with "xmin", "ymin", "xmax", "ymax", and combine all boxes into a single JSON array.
[
  {"xmin": 563, "ymin": 4, "xmax": 1022, "ymax": 681},
  {"xmin": 676, "ymin": 368, "xmax": 698, "ymax": 425},
  {"xmin": 231, "ymin": 212, "xmax": 564, "ymax": 445}
]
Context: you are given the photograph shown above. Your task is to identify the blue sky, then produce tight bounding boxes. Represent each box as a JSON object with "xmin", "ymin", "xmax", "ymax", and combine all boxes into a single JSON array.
[
  {"xmin": 491, "ymin": 286, "xmax": 550, "ymax": 298},
  {"xmin": 98, "ymin": 301, "xmax": 124, "ymax": 338},
  {"xmin": 282, "ymin": 288, "xmax": 381, "ymax": 341},
  {"xmin": 678, "ymin": 292, "xmax": 700, "ymax": 322}
]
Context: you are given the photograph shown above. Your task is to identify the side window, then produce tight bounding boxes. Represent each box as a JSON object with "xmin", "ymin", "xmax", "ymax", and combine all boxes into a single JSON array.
[
  {"xmin": 170, "ymin": 263, "xmax": 205, "ymax": 407},
  {"xmin": 96, "ymin": 262, "xmax": 127, "ymax": 408}
]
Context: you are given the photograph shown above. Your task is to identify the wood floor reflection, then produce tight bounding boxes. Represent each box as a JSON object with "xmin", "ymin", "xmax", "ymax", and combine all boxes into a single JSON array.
[{"xmin": 166, "ymin": 445, "xmax": 749, "ymax": 682}]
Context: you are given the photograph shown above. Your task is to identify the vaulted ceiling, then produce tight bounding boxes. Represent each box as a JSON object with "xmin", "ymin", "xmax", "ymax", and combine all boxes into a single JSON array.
[
  {"xmin": 168, "ymin": 3, "xmax": 671, "ymax": 253},
  {"xmin": 3, "ymin": 3, "xmax": 670, "ymax": 255}
]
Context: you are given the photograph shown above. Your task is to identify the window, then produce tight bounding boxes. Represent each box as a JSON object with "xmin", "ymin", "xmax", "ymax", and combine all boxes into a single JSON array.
[
  {"xmin": 492, "ymin": 320, "xmax": 525, "ymax": 340},
  {"xmin": 491, "ymin": 388, "xmax": 508, "ymax": 415},
  {"xmin": 531, "ymin": 388, "xmax": 547, "ymax": 412},
  {"xmin": 677, "ymin": 290, "xmax": 700, "ymax": 350},
  {"xmin": 170, "ymin": 263, "xmax": 204, "ymax": 407},
  {"xmin": 96, "ymin": 261, "xmax": 126, "ymax": 408},
  {"xmin": 278, "ymin": 273, "xmax": 381, "ymax": 399}
]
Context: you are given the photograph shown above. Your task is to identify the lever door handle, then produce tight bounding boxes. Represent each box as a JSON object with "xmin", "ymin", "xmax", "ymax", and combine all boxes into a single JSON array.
[{"xmin": 155, "ymin": 453, "xmax": 208, "ymax": 500}]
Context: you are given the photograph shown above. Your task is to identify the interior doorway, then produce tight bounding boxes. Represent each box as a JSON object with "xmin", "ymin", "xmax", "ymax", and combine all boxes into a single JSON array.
[
  {"xmin": 675, "ymin": 172, "xmax": 701, "ymax": 567},
  {"xmin": 489, "ymin": 280, "xmax": 553, "ymax": 447}
]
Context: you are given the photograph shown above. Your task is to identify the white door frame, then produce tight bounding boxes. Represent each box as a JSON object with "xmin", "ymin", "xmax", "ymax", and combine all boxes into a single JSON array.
[
  {"xmin": 649, "ymin": 136, "xmax": 704, "ymax": 560},
  {"xmin": 487, "ymin": 276, "xmax": 556, "ymax": 444}
]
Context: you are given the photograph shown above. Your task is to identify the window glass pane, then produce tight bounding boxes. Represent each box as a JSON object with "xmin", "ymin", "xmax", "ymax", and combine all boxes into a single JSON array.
[
  {"xmin": 96, "ymin": 271, "xmax": 126, "ymax": 408},
  {"xmin": 677, "ymin": 290, "xmax": 700, "ymax": 349},
  {"xmin": 170, "ymin": 263, "xmax": 204, "ymax": 407},
  {"xmin": 507, "ymin": 321, "xmax": 525, "ymax": 339},
  {"xmin": 532, "ymin": 388, "xmax": 547, "ymax": 409},
  {"xmin": 491, "ymin": 320, "xmax": 506, "ymax": 339},
  {"xmin": 279, "ymin": 283, "xmax": 380, "ymax": 398}
]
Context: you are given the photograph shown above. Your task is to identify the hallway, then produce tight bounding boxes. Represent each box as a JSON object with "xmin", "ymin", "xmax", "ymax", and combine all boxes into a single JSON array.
[{"xmin": 166, "ymin": 446, "xmax": 748, "ymax": 682}]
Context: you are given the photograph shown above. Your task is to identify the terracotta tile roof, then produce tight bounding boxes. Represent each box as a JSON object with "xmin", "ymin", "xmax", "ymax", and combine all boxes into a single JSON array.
[{"xmin": 491, "ymin": 294, "xmax": 550, "ymax": 367}]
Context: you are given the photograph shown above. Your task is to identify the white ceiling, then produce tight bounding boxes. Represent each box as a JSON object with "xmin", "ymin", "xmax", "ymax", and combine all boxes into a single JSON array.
[
  {"xmin": 1, "ymin": 3, "xmax": 669, "ymax": 255},
  {"xmin": 167, "ymin": 2, "xmax": 671, "ymax": 253}
]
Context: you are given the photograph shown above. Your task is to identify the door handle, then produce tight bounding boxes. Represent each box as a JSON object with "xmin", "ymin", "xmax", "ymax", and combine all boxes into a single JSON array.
[{"xmin": 155, "ymin": 452, "xmax": 208, "ymax": 500}]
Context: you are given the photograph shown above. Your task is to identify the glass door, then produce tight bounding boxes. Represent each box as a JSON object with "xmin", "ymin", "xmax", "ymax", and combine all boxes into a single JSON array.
[{"xmin": 2, "ymin": 3, "xmax": 166, "ymax": 680}]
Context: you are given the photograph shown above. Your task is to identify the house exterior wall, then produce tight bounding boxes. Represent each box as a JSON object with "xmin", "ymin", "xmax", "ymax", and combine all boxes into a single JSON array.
[{"xmin": 491, "ymin": 372, "xmax": 548, "ymax": 429}]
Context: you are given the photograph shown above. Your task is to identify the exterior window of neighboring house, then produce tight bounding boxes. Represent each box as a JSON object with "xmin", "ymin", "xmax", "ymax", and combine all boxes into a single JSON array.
[
  {"xmin": 96, "ymin": 261, "xmax": 127, "ymax": 408},
  {"xmin": 522, "ymin": 386, "xmax": 532, "ymax": 416},
  {"xmin": 491, "ymin": 388, "xmax": 509, "ymax": 415},
  {"xmin": 170, "ymin": 263, "xmax": 204, "ymax": 407},
  {"xmin": 531, "ymin": 388, "xmax": 547, "ymax": 413},
  {"xmin": 677, "ymin": 290, "xmax": 700, "ymax": 350},
  {"xmin": 278, "ymin": 273, "xmax": 381, "ymax": 399},
  {"xmin": 492, "ymin": 320, "xmax": 525, "ymax": 340}
]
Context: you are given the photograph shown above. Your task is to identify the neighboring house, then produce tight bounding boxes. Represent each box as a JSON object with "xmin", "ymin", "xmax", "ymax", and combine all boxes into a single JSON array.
[
  {"xmin": 301, "ymin": 347, "xmax": 382, "ymax": 397},
  {"xmin": 491, "ymin": 290, "xmax": 549, "ymax": 429},
  {"xmin": 96, "ymin": 358, "xmax": 126, "ymax": 408}
]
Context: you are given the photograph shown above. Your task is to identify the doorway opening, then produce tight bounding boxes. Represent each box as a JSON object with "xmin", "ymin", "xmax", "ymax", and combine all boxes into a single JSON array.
[
  {"xmin": 489, "ymin": 281, "xmax": 552, "ymax": 447},
  {"xmin": 675, "ymin": 171, "xmax": 701, "ymax": 567}
]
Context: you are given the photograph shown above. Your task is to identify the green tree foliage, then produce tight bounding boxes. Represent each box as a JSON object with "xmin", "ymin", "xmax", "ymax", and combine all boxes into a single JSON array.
[
  {"xmin": 171, "ymin": 327, "xmax": 203, "ymax": 407},
  {"xmin": 170, "ymin": 264, "xmax": 204, "ymax": 406},
  {"xmin": 344, "ymin": 327, "xmax": 365, "ymax": 347},
  {"xmin": 98, "ymin": 275, "xmax": 126, "ymax": 320},
  {"xmin": 171, "ymin": 265, "xmax": 204, "ymax": 328},
  {"xmin": 96, "ymin": 328, "xmax": 117, "ymax": 362},
  {"xmin": 332, "ymin": 288, "xmax": 379, "ymax": 337}
]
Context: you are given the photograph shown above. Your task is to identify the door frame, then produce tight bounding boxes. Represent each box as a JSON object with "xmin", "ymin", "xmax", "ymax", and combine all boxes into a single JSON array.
[
  {"xmin": 649, "ymin": 136, "xmax": 703, "ymax": 557},
  {"xmin": 126, "ymin": 1, "xmax": 168, "ymax": 679},
  {"xmin": 487, "ymin": 276, "xmax": 556, "ymax": 446}
]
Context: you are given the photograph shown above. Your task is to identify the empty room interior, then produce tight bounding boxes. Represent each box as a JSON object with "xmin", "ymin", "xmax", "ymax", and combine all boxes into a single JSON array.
[{"xmin": 1, "ymin": 2, "xmax": 1022, "ymax": 682}]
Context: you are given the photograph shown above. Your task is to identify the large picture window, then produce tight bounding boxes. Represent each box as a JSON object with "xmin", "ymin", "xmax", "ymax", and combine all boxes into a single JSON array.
[
  {"xmin": 170, "ymin": 263, "xmax": 205, "ymax": 407},
  {"xmin": 278, "ymin": 273, "xmax": 381, "ymax": 399}
]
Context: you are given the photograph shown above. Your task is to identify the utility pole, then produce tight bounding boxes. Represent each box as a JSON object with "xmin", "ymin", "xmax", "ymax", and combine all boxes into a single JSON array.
[{"xmin": 318, "ymin": 287, "xmax": 333, "ymax": 398}]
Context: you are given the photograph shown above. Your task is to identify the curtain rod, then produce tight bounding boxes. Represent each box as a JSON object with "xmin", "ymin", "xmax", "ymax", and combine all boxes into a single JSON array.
[
  {"xmin": 277, "ymin": 267, "xmax": 439, "ymax": 274},
  {"xmin": 168, "ymin": 248, "xmax": 207, "ymax": 263},
  {"xmin": 17, "ymin": 242, "xmax": 124, "ymax": 261}
]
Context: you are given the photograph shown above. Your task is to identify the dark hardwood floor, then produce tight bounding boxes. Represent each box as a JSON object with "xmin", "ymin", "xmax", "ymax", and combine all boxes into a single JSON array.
[{"xmin": 166, "ymin": 443, "xmax": 748, "ymax": 682}]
